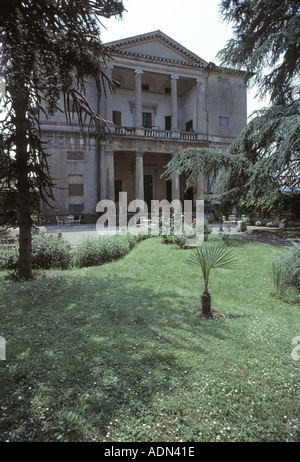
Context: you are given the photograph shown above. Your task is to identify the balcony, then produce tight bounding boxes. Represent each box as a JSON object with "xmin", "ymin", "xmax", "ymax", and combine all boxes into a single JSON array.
[{"xmin": 110, "ymin": 126, "xmax": 202, "ymax": 141}]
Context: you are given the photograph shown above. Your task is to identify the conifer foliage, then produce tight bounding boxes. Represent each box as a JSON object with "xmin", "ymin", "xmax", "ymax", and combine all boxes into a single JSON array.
[
  {"xmin": 0, "ymin": 1, "xmax": 124, "ymax": 279},
  {"xmin": 216, "ymin": 0, "xmax": 300, "ymax": 203},
  {"xmin": 164, "ymin": 1, "xmax": 299, "ymax": 212}
]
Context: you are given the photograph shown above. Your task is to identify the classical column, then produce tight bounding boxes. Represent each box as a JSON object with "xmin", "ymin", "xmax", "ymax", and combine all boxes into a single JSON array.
[
  {"xmin": 100, "ymin": 145, "xmax": 107, "ymax": 200},
  {"xmin": 172, "ymin": 173, "xmax": 180, "ymax": 201},
  {"xmin": 134, "ymin": 69, "xmax": 143, "ymax": 128},
  {"xmin": 195, "ymin": 77, "xmax": 206, "ymax": 134},
  {"xmin": 170, "ymin": 74, "xmax": 179, "ymax": 132},
  {"xmin": 105, "ymin": 64, "xmax": 114, "ymax": 124},
  {"xmin": 135, "ymin": 151, "xmax": 144, "ymax": 201},
  {"xmin": 105, "ymin": 150, "xmax": 115, "ymax": 202},
  {"xmin": 196, "ymin": 173, "xmax": 205, "ymax": 201}
]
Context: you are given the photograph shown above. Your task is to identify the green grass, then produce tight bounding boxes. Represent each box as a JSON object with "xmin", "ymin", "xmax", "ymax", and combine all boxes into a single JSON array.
[{"xmin": 0, "ymin": 237, "xmax": 299, "ymax": 442}]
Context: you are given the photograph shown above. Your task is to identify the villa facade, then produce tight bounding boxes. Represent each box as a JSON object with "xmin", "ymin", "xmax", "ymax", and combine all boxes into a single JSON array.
[{"xmin": 40, "ymin": 30, "xmax": 247, "ymax": 221}]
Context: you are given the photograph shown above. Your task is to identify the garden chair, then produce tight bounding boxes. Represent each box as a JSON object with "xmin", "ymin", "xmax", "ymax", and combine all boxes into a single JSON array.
[
  {"xmin": 56, "ymin": 216, "xmax": 63, "ymax": 226},
  {"xmin": 222, "ymin": 215, "xmax": 230, "ymax": 225},
  {"xmin": 64, "ymin": 215, "xmax": 75, "ymax": 225},
  {"xmin": 74, "ymin": 215, "xmax": 81, "ymax": 225}
]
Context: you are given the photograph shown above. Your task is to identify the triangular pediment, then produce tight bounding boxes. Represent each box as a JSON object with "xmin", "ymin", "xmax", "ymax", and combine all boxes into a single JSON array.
[{"xmin": 105, "ymin": 30, "xmax": 208, "ymax": 67}]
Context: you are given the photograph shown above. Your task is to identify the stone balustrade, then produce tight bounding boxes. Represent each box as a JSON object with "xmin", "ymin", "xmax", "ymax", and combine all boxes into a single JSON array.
[{"xmin": 112, "ymin": 126, "xmax": 201, "ymax": 141}]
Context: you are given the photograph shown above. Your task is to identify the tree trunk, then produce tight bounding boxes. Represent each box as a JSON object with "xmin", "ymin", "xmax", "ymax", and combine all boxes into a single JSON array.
[
  {"xmin": 14, "ymin": 92, "xmax": 33, "ymax": 280},
  {"xmin": 201, "ymin": 290, "xmax": 212, "ymax": 317}
]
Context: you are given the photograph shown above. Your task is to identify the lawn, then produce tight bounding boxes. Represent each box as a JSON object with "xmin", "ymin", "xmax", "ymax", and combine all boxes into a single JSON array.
[{"xmin": 0, "ymin": 236, "xmax": 299, "ymax": 442}]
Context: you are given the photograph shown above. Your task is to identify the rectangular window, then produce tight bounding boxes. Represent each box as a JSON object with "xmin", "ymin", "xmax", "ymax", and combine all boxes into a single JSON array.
[
  {"xmin": 185, "ymin": 120, "xmax": 193, "ymax": 132},
  {"xmin": 68, "ymin": 183, "xmax": 84, "ymax": 196},
  {"xmin": 142, "ymin": 112, "xmax": 152, "ymax": 128},
  {"xmin": 165, "ymin": 116, "xmax": 171, "ymax": 131},
  {"xmin": 68, "ymin": 174, "xmax": 84, "ymax": 196},
  {"xmin": 68, "ymin": 174, "xmax": 84, "ymax": 214},
  {"xmin": 218, "ymin": 116, "xmax": 229, "ymax": 127},
  {"xmin": 113, "ymin": 110, "xmax": 122, "ymax": 126},
  {"xmin": 142, "ymin": 84, "xmax": 149, "ymax": 91}
]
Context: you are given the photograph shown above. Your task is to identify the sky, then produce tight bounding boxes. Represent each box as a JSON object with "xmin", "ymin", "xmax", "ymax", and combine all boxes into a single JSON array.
[{"xmin": 100, "ymin": 0, "xmax": 269, "ymax": 118}]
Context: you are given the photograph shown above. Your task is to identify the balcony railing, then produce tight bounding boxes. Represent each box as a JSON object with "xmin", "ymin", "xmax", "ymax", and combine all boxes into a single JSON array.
[
  {"xmin": 144, "ymin": 128, "xmax": 172, "ymax": 138},
  {"xmin": 180, "ymin": 131, "xmax": 198, "ymax": 140},
  {"xmin": 115, "ymin": 126, "xmax": 136, "ymax": 136},
  {"xmin": 113, "ymin": 126, "xmax": 199, "ymax": 140}
]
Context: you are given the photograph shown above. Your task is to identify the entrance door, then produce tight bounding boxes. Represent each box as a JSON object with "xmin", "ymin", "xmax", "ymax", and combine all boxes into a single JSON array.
[{"xmin": 144, "ymin": 175, "xmax": 153, "ymax": 210}]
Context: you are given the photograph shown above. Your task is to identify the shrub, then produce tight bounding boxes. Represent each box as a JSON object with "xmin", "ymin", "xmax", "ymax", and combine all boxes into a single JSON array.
[
  {"xmin": 162, "ymin": 234, "xmax": 175, "ymax": 245},
  {"xmin": 72, "ymin": 232, "xmax": 144, "ymax": 268},
  {"xmin": 162, "ymin": 218, "xmax": 211, "ymax": 248},
  {"xmin": 273, "ymin": 241, "xmax": 300, "ymax": 295},
  {"xmin": 0, "ymin": 244, "xmax": 19, "ymax": 270},
  {"xmin": 0, "ymin": 234, "xmax": 71, "ymax": 271},
  {"xmin": 219, "ymin": 227, "xmax": 231, "ymax": 246},
  {"xmin": 173, "ymin": 233, "xmax": 189, "ymax": 249},
  {"xmin": 0, "ymin": 232, "xmax": 145, "ymax": 272},
  {"xmin": 31, "ymin": 234, "xmax": 71, "ymax": 269}
]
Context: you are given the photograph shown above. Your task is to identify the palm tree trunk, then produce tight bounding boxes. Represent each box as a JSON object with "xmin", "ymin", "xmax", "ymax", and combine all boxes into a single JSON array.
[{"xmin": 201, "ymin": 290, "xmax": 212, "ymax": 317}]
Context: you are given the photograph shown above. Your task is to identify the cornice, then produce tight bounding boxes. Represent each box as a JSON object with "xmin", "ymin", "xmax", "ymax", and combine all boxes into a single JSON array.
[
  {"xmin": 106, "ymin": 30, "xmax": 245, "ymax": 77},
  {"xmin": 106, "ymin": 30, "xmax": 207, "ymax": 65},
  {"xmin": 112, "ymin": 49, "xmax": 206, "ymax": 69}
]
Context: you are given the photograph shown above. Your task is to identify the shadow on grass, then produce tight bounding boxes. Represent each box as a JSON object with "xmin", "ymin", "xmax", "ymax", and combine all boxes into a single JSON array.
[{"xmin": 0, "ymin": 269, "xmax": 242, "ymax": 441}]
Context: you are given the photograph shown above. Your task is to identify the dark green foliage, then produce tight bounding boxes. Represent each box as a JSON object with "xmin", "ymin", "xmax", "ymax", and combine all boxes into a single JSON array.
[
  {"xmin": 217, "ymin": 0, "xmax": 300, "ymax": 105},
  {"xmin": 214, "ymin": 0, "xmax": 300, "ymax": 211},
  {"xmin": 216, "ymin": 106, "xmax": 300, "ymax": 203},
  {"xmin": 163, "ymin": 148, "xmax": 234, "ymax": 190},
  {"xmin": 238, "ymin": 191, "xmax": 300, "ymax": 219},
  {"xmin": 31, "ymin": 235, "xmax": 72, "ymax": 270},
  {"xmin": 72, "ymin": 233, "xmax": 145, "ymax": 268},
  {"xmin": 273, "ymin": 241, "xmax": 300, "ymax": 295},
  {"xmin": 162, "ymin": 218, "xmax": 211, "ymax": 249},
  {"xmin": 0, "ymin": 244, "xmax": 19, "ymax": 271},
  {"xmin": 0, "ymin": 1, "xmax": 125, "ymax": 279},
  {"xmin": 0, "ymin": 233, "xmax": 145, "ymax": 271},
  {"xmin": 0, "ymin": 235, "xmax": 71, "ymax": 271}
]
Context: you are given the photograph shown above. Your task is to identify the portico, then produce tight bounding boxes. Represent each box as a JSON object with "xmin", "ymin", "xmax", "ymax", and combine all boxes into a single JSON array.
[
  {"xmin": 100, "ymin": 59, "xmax": 210, "ymax": 207},
  {"xmin": 39, "ymin": 30, "xmax": 247, "ymax": 221},
  {"xmin": 100, "ymin": 131, "xmax": 210, "ymax": 209}
]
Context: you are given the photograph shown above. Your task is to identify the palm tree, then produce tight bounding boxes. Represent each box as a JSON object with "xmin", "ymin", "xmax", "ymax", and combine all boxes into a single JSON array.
[{"xmin": 188, "ymin": 242, "xmax": 236, "ymax": 317}]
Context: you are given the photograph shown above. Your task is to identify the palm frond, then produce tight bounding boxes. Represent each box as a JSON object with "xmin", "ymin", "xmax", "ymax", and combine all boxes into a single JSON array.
[{"xmin": 188, "ymin": 242, "xmax": 236, "ymax": 290}]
